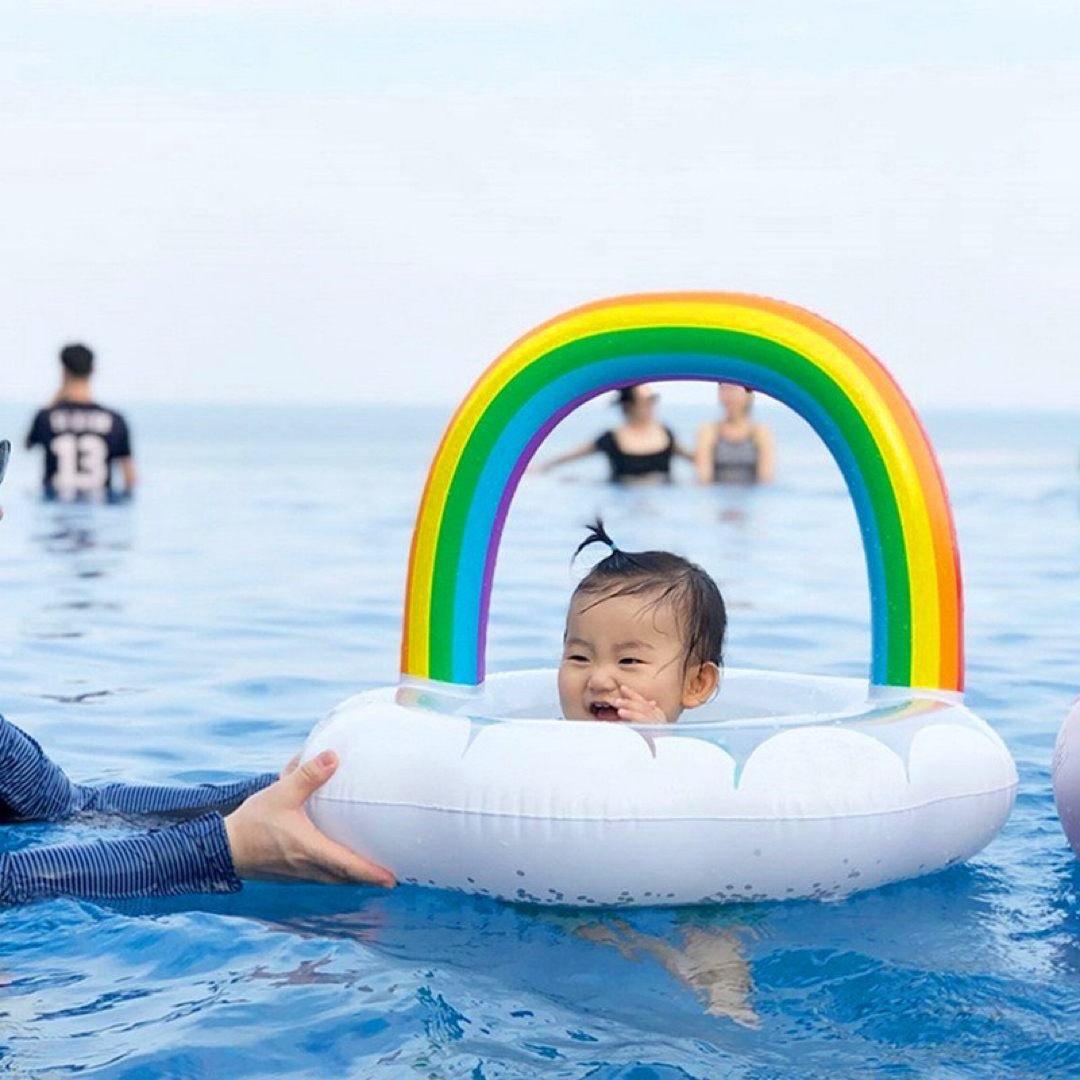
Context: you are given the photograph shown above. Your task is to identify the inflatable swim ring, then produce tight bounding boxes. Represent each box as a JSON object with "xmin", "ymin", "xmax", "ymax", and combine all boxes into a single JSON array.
[
  {"xmin": 1053, "ymin": 697, "xmax": 1080, "ymax": 858},
  {"xmin": 304, "ymin": 293, "xmax": 1018, "ymax": 905}
]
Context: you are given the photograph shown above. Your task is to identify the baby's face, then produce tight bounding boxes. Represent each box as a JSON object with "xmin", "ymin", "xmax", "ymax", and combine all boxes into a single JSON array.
[{"xmin": 558, "ymin": 588, "xmax": 713, "ymax": 723}]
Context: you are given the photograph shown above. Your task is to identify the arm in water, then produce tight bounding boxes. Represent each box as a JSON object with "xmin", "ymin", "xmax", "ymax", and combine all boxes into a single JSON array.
[{"xmin": 0, "ymin": 716, "xmax": 394, "ymax": 903}]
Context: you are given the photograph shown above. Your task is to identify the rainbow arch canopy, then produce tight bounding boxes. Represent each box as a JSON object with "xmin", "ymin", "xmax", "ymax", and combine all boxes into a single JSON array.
[{"xmin": 401, "ymin": 293, "xmax": 963, "ymax": 692}]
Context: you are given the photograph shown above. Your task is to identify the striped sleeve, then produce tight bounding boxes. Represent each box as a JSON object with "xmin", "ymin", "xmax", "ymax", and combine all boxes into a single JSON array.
[
  {"xmin": 0, "ymin": 813, "xmax": 242, "ymax": 903},
  {"xmin": 0, "ymin": 716, "xmax": 81, "ymax": 822},
  {"xmin": 73, "ymin": 774, "xmax": 278, "ymax": 819},
  {"xmin": 1, "ymin": 714, "xmax": 276, "ymax": 822}
]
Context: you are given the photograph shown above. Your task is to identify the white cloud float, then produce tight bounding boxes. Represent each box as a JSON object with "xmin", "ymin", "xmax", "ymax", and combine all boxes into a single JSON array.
[{"xmin": 305, "ymin": 669, "xmax": 1017, "ymax": 906}]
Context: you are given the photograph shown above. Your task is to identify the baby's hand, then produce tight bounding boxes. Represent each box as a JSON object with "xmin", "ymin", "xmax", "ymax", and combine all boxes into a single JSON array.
[{"xmin": 615, "ymin": 685, "xmax": 667, "ymax": 723}]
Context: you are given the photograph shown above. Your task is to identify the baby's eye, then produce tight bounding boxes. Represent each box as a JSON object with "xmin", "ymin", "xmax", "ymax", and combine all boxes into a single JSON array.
[
  {"xmin": 618, "ymin": 657, "xmax": 644, "ymax": 666},
  {"xmin": 564, "ymin": 653, "xmax": 589, "ymax": 663}
]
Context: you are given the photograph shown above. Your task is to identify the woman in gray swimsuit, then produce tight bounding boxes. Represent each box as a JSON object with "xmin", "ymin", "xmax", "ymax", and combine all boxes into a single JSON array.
[{"xmin": 693, "ymin": 384, "xmax": 775, "ymax": 484}]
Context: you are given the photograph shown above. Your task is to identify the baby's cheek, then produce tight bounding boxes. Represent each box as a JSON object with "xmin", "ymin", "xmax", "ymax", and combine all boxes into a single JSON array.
[{"xmin": 556, "ymin": 669, "xmax": 578, "ymax": 715}]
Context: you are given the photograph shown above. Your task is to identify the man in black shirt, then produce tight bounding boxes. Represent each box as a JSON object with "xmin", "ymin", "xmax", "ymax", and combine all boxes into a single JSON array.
[{"xmin": 25, "ymin": 344, "xmax": 137, "ymax": 500}]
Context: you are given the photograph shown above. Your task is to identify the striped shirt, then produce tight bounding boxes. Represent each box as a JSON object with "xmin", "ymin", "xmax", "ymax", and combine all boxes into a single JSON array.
[{"xmin": 0, "ymin": 715, "xmax": 276, "ymax": 904}]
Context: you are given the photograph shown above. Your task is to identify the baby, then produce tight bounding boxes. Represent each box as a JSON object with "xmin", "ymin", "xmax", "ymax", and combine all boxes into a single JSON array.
[{"xmin": 559, "ymin": 521, "xmax": 726, "ymax": 723}]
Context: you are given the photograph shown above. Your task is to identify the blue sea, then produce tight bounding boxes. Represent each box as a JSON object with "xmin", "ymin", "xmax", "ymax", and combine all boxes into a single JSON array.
[{"xmin": 1, "ymin": 399, "xmax": 1078, "ymax": 1079}]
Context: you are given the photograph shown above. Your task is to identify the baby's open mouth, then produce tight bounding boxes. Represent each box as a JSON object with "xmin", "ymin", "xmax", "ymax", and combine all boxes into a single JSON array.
[{"xmin": 589, "ymin": 701, "xmax": 620, "ymax": 720}]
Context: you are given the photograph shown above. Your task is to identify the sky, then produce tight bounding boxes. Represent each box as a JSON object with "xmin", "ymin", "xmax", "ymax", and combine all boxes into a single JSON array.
[{"xmin": 2, "ymin": 1, "xmax": 1078, "ymax": 409}]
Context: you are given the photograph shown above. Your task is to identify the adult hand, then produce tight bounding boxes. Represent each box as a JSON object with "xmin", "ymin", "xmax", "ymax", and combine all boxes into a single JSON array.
[{"xmin": 224, "ymin": 750, "xmax": 395, "ymax": 887}]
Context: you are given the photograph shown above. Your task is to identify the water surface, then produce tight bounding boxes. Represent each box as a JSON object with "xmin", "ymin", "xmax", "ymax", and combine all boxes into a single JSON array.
[{"xmin": 1, "ymin": 401, "xmax": 1078, "ymax": 1078}]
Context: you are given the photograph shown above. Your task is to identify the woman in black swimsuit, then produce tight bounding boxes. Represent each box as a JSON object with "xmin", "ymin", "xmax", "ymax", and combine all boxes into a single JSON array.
[{"xmin": 536, "ymin": 384, "xmax": 691, "ymax": 483}]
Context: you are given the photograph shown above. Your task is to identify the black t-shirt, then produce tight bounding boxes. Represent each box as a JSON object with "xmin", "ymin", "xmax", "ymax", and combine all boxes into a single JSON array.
[
  {"xmin": 594, "ymin": 427, "xmax": 675, "ymax": 482},
  {"xmin": 25, "ymin": 401, "xmax": 132, "ymax": 497}
]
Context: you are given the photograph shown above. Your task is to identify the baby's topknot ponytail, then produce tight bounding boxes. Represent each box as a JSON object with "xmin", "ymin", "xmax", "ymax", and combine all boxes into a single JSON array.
[
  {"xmin": 573, "ymin": 519, "xmax": 639, "ymax": 573},
  {"xmin": 569, "ymin": 519, "xmax": 727, "ymax": 671},
  {"xmin": 573, "ymin": 518, "xmax": 616, "ymax": 557}
]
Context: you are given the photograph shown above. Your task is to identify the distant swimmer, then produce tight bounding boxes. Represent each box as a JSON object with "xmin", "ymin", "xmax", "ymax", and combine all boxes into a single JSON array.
[
  {"xmin": 0, "ymin": 439, "xmax": 8, "ymax": 520},
  {"xmin": 25, "ymin": 344, "xmax": 136, "ymax": 501},
  {"xmin": 536, "ymin": 384, "xmax": 691, "ymax": 484},
  {"xmin": 693, "ymin": 383, "xmax": 775, "ymax": 485}
]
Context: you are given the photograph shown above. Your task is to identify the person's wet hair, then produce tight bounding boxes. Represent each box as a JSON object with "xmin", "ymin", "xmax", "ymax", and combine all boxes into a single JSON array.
[
  {"xmin": 60, "ymin": 344, "xmax": 94, "ymax": 378},
  {"xmin": 571, "ymin": 519, "xmax": 726, "ymax": 671},
  {"xmin": 613, "ymin": 385, "xmax": 656, "ymax": 412}
]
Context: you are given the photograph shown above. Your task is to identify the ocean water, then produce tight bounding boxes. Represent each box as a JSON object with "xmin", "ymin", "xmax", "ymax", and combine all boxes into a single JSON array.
[{"xmin": 0, "ymin": 398, "xmax": 1078, "ymax": 1079}]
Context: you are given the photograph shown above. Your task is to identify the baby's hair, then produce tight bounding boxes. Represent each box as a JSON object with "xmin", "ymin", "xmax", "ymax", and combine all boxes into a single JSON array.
[{"xmin": 572, "ymin": 519, "xmax": 726, "ymax": 670}]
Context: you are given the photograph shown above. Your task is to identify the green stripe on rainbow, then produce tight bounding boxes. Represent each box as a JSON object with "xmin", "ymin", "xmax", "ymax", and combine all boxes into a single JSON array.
[{"xmin": 402, "ymin": 293, "xmax": 963, "ymax": 692}]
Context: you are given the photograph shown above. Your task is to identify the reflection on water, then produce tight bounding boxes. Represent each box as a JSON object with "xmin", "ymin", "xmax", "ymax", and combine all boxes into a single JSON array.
[
  {"xmin": 41, "ymin": 598, "xmax": 122, "ymax": 613},
  {"xmin": 38, "ymin": 688, "xmax": 130, "ymax": 705},
  {"xmin": 17, "ymin": 505, "xmax": 133, "ymax": 647},
  {"xmin": 37, "ymin": 520, "xmax": 99, "ymax": 556},
  {"xmin": 32, "ymin": 504, "xmax": 132, "ymax": 560}
]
